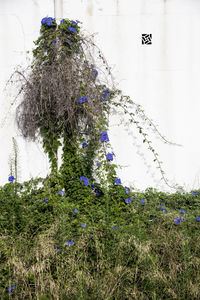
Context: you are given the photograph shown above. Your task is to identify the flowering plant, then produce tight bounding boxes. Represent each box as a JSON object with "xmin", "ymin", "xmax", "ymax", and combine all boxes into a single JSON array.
[{"xmin": 11, "ymin": 16, "xmax": 183, "ymax": 213}]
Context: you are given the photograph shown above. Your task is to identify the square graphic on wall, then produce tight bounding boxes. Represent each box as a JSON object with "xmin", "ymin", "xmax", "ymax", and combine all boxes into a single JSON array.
[{"xmin": 142, "ymin": 34, "xmax": 152, "ymax": 44}]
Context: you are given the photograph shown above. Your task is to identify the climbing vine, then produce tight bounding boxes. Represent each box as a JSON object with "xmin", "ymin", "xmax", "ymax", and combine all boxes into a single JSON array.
[{"xmin": 12, "ymin": 16, "xmax": 182, "ymax": 201}]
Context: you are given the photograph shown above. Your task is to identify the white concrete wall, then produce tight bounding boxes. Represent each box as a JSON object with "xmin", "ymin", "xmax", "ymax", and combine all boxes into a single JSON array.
[{"xmin": 1, "ymin": 0, "xmax": 200, "ymax": 192}]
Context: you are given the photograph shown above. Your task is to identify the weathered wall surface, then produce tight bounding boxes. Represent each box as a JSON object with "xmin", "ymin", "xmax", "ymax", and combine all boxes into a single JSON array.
[{"xmin": 1, "ymin": 0, "xmax": 200, "ymax": 192}]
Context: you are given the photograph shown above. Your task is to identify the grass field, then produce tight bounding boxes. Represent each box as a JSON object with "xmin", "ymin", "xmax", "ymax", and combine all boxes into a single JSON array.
[{"xmin": 0, "ymin": 178, "xmax": 199, "ymax": 299}]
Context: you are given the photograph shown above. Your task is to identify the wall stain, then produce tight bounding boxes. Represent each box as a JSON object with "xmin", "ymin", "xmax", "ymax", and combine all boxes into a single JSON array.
[
  {"xmin": 116, "ymin": 0, "xmax": 120, "ymax": 16},
  {"xmin": 32, "ymin": 0, "xmax": 38, "ymax": 6},
  {"xmin": 87, "ymin": 0, "xmax": 94, "ymax": 16}
]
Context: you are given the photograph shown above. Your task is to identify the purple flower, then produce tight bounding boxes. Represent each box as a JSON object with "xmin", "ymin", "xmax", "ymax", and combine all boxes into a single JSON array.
[
  {"xmin": 44, "ymin": 198, "xmax": 48, "ymax": 204},
  {"xmin": 41, "ymin": 17, "xmax": 48, "ymax": 25},
  {"xmin": 125, "ymin": 197, "xmax": 132, "ymax": 204},
  {"xmin": 100, "ymin": 131, "xmax": 109, "ymax": 142},
  {"xmin": 82, "ymin": 142, "xmax": 87, "ymax": 148},
  {"xmin": 59, "ymin": 191, "xmax": 65, "ymax": 196},
  {"xmin": 8, "ymin": 176, "xmax": 14, "ymax": 182},
  {"xmin": 106, "ymin": 153, "xmax": 114, "ymax": 161},
  {"xmin": 161, "ymin": 208, "xmax": 167, "ymax": 213},
  {"xmin": 174, "ymin": 218, "xmax": 182, "ymax": 224},
  {"xmin": 102, "ymin": 90, "xmax": 110, "ymax": 100},
  {"xmin": 8, "ymin": 285, "xmax": 16, "ymax": 292},
  {"xmin": 73, "ymin": 208, "xmax": 78, "ymax": 213},
  {"xmin": 196, "ymin": 216, "xmax": 200, "ymax": 221},
  {"xmin": 80, "ymin": 176, "xmax": 89, "ymax": 186},
  {"xmin": 91, "ymin": 184, "xmax": 95, "ymax": 190},
  {"xmin": 68, "ymin": 26, "xmax": 76, "ymax": 33},
  {"xmin": 125, "ymin": 187, "xmax": 130, "ymax": 194},
  {"xmin": 56, "ymin": 247, "xmax": 61, "ymax": 252},
  {"xmin": 78, "ymin": 96, "xmax": 87, "ymax": 103},
  {"xmin": 41, "ymin": 17, "xmax": 55, "ymax": 26},
  {"xmin": 96, "ymin": 162, "xmax": 101, "ymax": 168},
  {"xmin": 92, "ymin": 69, "xmax": 98, "ymax": 77},
  {"xmin": 81, "ymin": 223, "xmax": 87, "ymax": 229},
  {"xmin": 65, "ymin": 241, "xmax": 74, "ymax": 246},
  {"xmin": 140, "ymin": 199, "xmax": 146, "ymax": 204},
  {"xmin": 160, "ymin": 204, "xmax": 166, "ymax": 207},
  {"xmin": 113, "ymin": 225, "xmax": 119, "ymax": 230},
  {"xmin": 60, "ymin": 19, "xmax": 65, "ymax": 24},
  {"xmin": 47, "ymin": 20, "xmax": 52, "ymax": 26},
  {"xmin": 191, "ymin": 191, "xmax": 197, "ymax": 196},
  {"xmin": 71, "ymin": 20, "xmax": 81, "ymax": 25},
  {"xmin": 95, "ymin": 190, "xmax": 100, "ymax": 196},
  {"xmin": 180, "ymin": 209, "xmax": 186, "ymax": 214},
  {"xmin": 115, "ymin": 178, "xmax": 121, "ymax": 185}
]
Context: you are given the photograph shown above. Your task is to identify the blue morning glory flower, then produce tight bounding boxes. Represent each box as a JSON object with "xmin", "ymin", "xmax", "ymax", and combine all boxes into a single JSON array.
[
  {"xmin": 115, "ymin": 178, "xmax": 121, "ymax": 185},
  {"xmin": 41, "ymin": 17, "xmax": 48, "ymax": 25},
  {"xmin": 91, "ymin": 184, "xmax": 95, "ymax": 190},
  {"xmin": 81, "ymin": 223, "xmax": 87, "ymax": 229},
  {"xmin": 106, "ymin": 153, "xmax": 114, "ymax": 161},
  {"xmin": 180, "ymin": 209, "xmax": 186, "ymax": 214},
  {"xmin": 141, "ymin": 199, "xmax": 146, "ymax": 204},
  {"xmin": 65, "ymin": 241, "xmax": 74, "ymax": 246},
  {"xmin": 113, "ymin": 225, "xmax": 119, "ymax": 230},
  {"xmin": 59, "ymin": 191, "xmax": 65, "ymax": 196},
  {"xmin": 125, "ymin": 197, "xmax": 132, "ymax": 204},
  {"xmin": 47, "ymin": 20, "xmax": 53, "ymax": 26},
  {"xmin": 71, "ymin": 20, "xmax": 81, "ymax": 25},
  {"xmin": 92, "ymin": 69, "xmax": 98, "ymax": 77},
  {"xmin": 80, "ymin": 176, "xmax": 89, "ymax": 186},
  {"xmin": 82, "ymin": 142, "xmax": 87, "ymax": 148},
  {"xmin": 125, "ymin": 187, "xmax": 130, "ymax": 194},
  {"xmin": 96, "ymin": 162, "xmax": 101, "ymax": 168},
  {"xmin": 84, "ymin": 178, "xmax": 89, "ymax": 186},
  {"xmin": 161, "ymin": 208, "xmax": 167, "ymax": 213},
  {"xmin": 100, "ymin": 131, "xmax": 109, "ymax": 142},
  {"xmin": 71, "ymin": 20, "xmax": 77, "ymax": 25},
  {"xmin": 78, "ymin": 96, "xmax": 87, "ymax": 103},
  {"xmin": 68, "ymin": 26, "xmax": 76, "ymax": 33},
  {"xmin": 73, "ymin": 208, "xmax": 78, "ymax": 213},
  {"xmin": 95, "ymin": 190, "xmax": 100, "ymax": 196},
  {"xmin": 8, "ymin": 176, "xmax": 14, "ymax": 182},
  {"xmin": 44, "ymin": 198, "xmax": 48, "ymax": 204},
  {"xmin": 196, "ymin": 216, "xmax": 200, "ymax": 221},
  {"xmin": 174, "ymin": 218, "xmax": 182, "ymax": 224},
  {"xmin": 191, "ymin": 191, "xmax": 197, "ymax": 196},
  {"xmin": 160, "ymin": 204, "xmax": 166, "ymax": 207},
  {"xmin": 56, "ymin": 247, "xmax": 61, "ymax": 252},
  {"xmin": 41, "ymin": 17, "xmax": 55, "ymax": 26},
  {"xmin": 60, "ymin": 19, "xmax": 65, "ymax": 23},
  {"xmin": 8, "ymin": 285, "xmax": 16, "ymax": 292},
  {"xmin": 102, "ymin": 90, "xmax": 110, "ymax": 100}
]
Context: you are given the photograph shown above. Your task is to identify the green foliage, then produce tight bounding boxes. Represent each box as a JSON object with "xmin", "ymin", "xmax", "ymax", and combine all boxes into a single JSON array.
[
  {"xmin": 8, "ymin": 137, "xmax": 19, "ymax": 182},
  {"xmin": 4, "ymin": 15, "xmax": 200, "ymax": 299},
  {"xmin": 0, "ymin": 180, "xmax": 199, "ymax": 299}
]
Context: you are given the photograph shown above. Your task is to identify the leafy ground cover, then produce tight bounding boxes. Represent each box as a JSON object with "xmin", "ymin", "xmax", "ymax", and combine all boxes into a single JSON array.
[{"xmin": 0, "ymin": 177, "xmax": 199, "ymax": 299}]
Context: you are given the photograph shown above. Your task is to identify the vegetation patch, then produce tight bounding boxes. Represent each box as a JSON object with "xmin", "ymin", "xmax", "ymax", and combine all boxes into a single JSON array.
[{"xmin": 0, "ymin": 17, "xmax": 199, "ymax": 299}]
